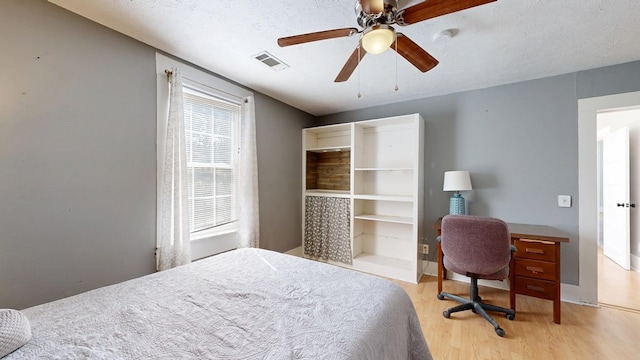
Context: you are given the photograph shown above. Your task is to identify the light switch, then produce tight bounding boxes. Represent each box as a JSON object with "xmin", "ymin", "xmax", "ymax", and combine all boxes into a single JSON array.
[{"xmin": 558, "ymin": 195, "xmax": 572, "ymax": 208}]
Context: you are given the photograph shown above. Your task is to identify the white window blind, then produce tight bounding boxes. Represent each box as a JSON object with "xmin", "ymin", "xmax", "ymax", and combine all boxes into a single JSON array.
[{"xmin": 183, "ymin": 88, "xmax": 240, "ymax": 233}]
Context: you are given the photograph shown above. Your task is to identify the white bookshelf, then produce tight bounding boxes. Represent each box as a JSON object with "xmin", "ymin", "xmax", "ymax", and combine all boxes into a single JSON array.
[
  {"xmin": 352, "ymin": 214, "xmax": 413, "ymax": 224},
  {"xmin": 302, "ymin": 114, "xmax": 424, "ymax": 283}
]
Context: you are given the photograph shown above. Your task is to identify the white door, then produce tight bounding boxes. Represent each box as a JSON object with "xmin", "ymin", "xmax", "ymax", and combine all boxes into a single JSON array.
[{"xmin": 602, "ymin": 126, "xmax": 631, "ymax": 270}]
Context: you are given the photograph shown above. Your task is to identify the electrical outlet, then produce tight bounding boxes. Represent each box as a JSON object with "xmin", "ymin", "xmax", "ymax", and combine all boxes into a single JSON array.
[{"xmin": 421, "ymin": 244, "xmax": 429, "ymax": 255}]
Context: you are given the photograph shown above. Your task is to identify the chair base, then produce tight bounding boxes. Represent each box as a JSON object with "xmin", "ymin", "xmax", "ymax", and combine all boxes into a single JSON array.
[{"xmin": 437, "ymin": 277, "xmax": 515, "ymax": 337}]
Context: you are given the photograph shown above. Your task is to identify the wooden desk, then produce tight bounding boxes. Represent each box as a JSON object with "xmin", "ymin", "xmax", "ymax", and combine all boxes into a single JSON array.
[{"xmin": 433, "ymin": 218, "xmax": 569, "ymax": 324}]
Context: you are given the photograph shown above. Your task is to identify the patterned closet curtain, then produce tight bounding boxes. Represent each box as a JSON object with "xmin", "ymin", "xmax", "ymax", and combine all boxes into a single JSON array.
[{"xmin": 304, "ymin": 196, "xmax": 352, "ymax": 264}]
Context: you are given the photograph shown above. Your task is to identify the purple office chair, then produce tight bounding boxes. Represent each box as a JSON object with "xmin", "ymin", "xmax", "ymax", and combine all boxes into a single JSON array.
[{"xmin": 437, "ymin": 215, "xmax": 516, "ymax": 337}]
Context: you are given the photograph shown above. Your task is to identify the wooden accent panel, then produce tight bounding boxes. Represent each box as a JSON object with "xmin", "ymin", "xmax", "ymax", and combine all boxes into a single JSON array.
[
  {"xmin": 306, "ymin": 150, "xmax": 350, "ymax": 190},
  {"xmin": 306, "ymin": 152, "xmax": 318, "ymax": 189}
]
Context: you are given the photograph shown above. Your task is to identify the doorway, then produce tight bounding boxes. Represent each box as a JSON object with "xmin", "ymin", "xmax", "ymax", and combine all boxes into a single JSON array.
[
  {"xmin": 577, "ymin": 91, "xmax": 640, "ymax": 308},
  {"xmin": 596, "ymin": 108, "xmax": 640, "ymax": 310}
]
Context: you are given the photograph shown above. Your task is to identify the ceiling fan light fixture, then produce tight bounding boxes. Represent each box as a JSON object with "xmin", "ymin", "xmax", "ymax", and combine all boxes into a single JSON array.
[
  {"xmin": 361, "ymin": 25, "xmax": 395, "ymax": 54},
  {"xmin": 361, "ymin": 0, "xmax": 385, "ymax": 14}
]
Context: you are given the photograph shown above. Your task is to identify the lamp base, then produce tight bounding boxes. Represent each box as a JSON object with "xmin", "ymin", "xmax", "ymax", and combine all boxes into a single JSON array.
[{"xmin": 449, "ymin": 193, "xmax": 466, "ymax": 215}]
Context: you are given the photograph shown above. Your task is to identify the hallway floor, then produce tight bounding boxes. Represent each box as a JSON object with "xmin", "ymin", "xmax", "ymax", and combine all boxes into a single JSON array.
[{"xmin": 598, "ymin": 246, "xmax": 640, "ymax": 311}]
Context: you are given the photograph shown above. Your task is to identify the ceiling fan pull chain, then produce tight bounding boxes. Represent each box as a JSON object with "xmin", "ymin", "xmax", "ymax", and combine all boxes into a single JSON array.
[
  {"xmin": 357, "ymin": 44, "xmax": 362, "ymax": 98},
  {"xmin": 394, "ymin": 38, "xmax": 399, "ymax": 91}
]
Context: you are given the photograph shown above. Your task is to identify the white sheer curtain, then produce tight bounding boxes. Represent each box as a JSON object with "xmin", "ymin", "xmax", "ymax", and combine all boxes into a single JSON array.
[
  {"xmin": 156, "ymin": 67, "xmax": 191, "ymax": 270},
  {"xmin": 237, "ymin": 95, "xmax": 260, "ymax": 248}
]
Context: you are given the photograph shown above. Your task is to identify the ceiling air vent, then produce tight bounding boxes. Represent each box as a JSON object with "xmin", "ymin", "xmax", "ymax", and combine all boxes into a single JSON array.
[{"xmin": 252, "ymin": 51, "xmax": 289, "ymax": 71}]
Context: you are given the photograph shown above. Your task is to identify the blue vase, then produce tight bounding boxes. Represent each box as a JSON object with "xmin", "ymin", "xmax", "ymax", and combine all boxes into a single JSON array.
[{"xmin": 449, "ymin": 193, "xmax": 466, "ymax": 215}]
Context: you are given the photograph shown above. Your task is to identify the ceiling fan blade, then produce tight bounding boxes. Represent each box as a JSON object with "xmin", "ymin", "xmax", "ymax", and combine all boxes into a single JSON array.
[
  {"xmin": 392, "ymin": 33, "xmax": 439, "ymax": 72},
  {"xmin": 335, "ymin": 46, "xmax": 367, "ymax": 82},
  {"xmin": 396, "ymin": 0, "xmax": 496, "ymax": 25},
  {"xmin": 278, "ymin": 28, "xmax": 359, "ymax": 47}
]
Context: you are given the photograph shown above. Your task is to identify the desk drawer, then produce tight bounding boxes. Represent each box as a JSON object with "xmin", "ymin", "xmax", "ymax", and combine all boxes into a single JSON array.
[
  {"xmin": 514, "ymin": 239, "xmax": 556, "ymax": 261},
  {"xmin": 514, "ymin": 258, "xmax": 556, "ymax": 281},
  {"xmin": 515, "ymin": 276, "xmax": 556, "ymax": 300}
]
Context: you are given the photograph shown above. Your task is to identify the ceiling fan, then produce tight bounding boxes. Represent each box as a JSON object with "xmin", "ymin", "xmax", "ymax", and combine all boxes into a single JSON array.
[{"xmin": 277, "ymin": 0, "xmax": 496, "ymax": 82}]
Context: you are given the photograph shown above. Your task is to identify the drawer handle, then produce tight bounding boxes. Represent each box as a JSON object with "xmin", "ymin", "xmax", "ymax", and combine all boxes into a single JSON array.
[
  {"xmin": 526, "ymin": 285, "xmax": 545, "ymax": 292},
  {"xmin": 526, "ymin": 266, "xmax": 544, "ymax": 274},
  {"xmin": 525, "ymin": 248, "xmax": 545, "ymax": 255}
]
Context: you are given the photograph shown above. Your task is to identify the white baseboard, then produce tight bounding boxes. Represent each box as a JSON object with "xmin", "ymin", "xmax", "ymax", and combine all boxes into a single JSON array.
[
  {"xmin": 560, "ymin": 283, "xmax": 598, "ymax": 306},
  {"xmin": 421, "ymin": 260, "xmax": 439, "ymax": 277}
]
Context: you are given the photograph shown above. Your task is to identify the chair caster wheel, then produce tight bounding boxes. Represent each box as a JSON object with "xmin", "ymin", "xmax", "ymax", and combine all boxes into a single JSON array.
[
  {"xmin": 437, "ymin": 293, "xmax": 445, "ymax": 300},
  {"xmin": 443, "ymin": 310, "xmax": 451, "ymax": 318},
  {"xmin": 495, "ymin": 327, "xmax": 505, "ymax": 337},
  {"xmin": 506, "ymin": 313, "xmax": 515, "ymax": 320}
]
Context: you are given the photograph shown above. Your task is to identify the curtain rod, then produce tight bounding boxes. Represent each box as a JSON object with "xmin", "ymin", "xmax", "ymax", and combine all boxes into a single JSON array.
[{"xmin": 164, "ymin": 68, "xmax": 248, "ymax": 103}]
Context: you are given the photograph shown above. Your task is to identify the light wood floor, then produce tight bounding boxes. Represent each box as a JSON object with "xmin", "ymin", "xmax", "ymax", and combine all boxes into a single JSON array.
[
  {"xmin": 394, "ymin": 276, "xmax": 640, "ymax": 360},
  {"xmin": 598, "ymin": 246, "xmax": 640, "ymax": 310}
]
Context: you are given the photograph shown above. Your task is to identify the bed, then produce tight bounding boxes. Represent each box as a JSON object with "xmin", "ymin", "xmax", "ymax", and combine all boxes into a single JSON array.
[{"xmin": 3, "ymin": 248, "xmax": 431, "ymax": 359}]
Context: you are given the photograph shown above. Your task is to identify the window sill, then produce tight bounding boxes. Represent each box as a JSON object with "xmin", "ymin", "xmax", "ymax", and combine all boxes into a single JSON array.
[
  {"xmin": 191, "ymin": 223, "xmax": 238, "ymax": 260},
  {"xmin": 191, "ymin": 222, "xmax": 237, "ymax": 241}
]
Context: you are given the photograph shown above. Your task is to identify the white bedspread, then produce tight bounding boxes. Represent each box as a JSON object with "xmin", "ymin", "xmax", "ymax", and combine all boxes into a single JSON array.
[{"xmin": 7, "ymin": 249, "xmax": 431, "ymax": 359}]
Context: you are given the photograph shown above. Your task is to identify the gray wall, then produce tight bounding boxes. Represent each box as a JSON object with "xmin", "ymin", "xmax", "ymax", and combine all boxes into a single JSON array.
[
  {"xmin": 0, "ymin": 0, "xmax": 312, "ymax": 309},
  {"xmin": 254, "ymin": 92, "xmax": 313, "ymax": 252},
  {"xmin": 316, "ymin": 60, "xmax": 640, "ymax": 286}
]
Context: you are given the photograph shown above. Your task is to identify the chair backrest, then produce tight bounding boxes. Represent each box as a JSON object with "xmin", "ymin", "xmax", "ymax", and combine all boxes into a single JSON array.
[{"xmin": 441, "ymin": 215, "xmax": 511, "ymax": 276}]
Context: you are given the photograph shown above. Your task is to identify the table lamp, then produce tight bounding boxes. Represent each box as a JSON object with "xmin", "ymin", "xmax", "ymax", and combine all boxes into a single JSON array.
[{"xmin": 443, "ymin": 170, "xmax": 472, "ymax": 215}]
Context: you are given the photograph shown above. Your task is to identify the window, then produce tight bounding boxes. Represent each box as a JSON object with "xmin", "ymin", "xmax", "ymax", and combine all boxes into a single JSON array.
[
  {"xmin": 156, "ymin": 52, "xmax": 254, "ymax": 259},
  {"xmin": 183, "ymin": 87, "xmax": 240, "ymax": 234}
]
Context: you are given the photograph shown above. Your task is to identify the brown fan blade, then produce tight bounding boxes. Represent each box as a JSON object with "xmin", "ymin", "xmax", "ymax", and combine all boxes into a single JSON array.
[
  {"xmin": 361, "ymin": 0, "xmax": 385, "ymax": 14},
  {"xmin": 392, "ymin": 33, "xmax": 439, "ymax": 73},
  {"xmin": 335, "ymin": 46, "xmax": 367, "ymax": 82},
  {"xmin": 396, "ymin": 0, "xmax": 496, "ymax": 25},
  {"xmin": 278, "ymin": 28, "xmax": 359, "ymax": 47}
]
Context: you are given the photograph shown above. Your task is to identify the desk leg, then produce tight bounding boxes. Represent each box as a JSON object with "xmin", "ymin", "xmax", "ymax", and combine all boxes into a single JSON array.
[
  {"xmin": 509, "ymin": 255, "xmax": 516, "ymax": 311},
  {"xmin": 554, "ymin": 244, "xmax": 561, "ymax": 324},
  {"xmin": 437, "ymin": 243, "xmax": 444, "ymax": 294}
]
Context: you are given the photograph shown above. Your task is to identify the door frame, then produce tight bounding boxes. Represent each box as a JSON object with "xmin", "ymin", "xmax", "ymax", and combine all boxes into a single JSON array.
[{"xmin": 574, "ymin": 91, "xmax": 640, "ymax": 305}]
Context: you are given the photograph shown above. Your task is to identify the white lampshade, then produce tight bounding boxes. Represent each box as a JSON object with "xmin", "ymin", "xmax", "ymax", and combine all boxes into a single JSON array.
[
  {"xmin": 361, "ymin": 25, "xmax": 395, "ymax": 54},
  {"xmin": 443, "ymin": 171, "xmax": 472, "ymax": 192}
]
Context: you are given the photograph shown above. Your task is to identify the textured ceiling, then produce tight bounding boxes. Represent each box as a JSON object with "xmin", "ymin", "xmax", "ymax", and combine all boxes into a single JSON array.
[{"xmin": 49, "ymin": 0, "xmax": 640, "ymax": 116}]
